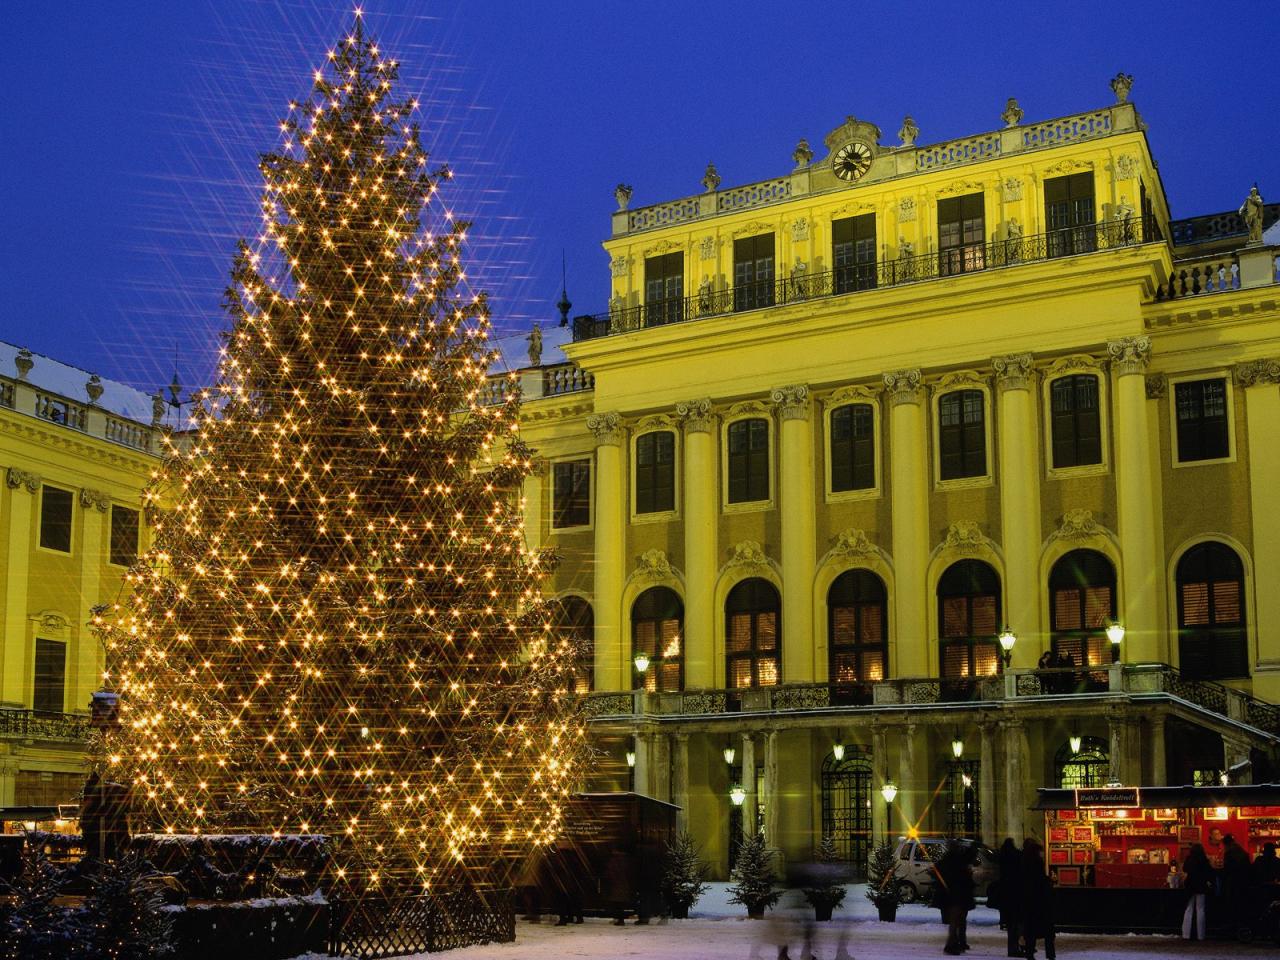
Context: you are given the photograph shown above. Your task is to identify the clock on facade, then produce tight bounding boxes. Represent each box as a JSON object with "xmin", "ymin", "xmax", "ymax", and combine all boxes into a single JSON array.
[{"xmin": 832, "ymin": 141, "xmax": 873, "ymax": 181}]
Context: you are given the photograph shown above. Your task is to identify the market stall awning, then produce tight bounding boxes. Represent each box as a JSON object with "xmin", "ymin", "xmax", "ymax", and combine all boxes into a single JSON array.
[{"xmin": 1034, "ymin": 782, "xmax": 1280, "ymax": 809}]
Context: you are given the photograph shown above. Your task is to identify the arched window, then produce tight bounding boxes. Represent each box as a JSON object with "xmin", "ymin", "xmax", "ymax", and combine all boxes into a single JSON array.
[
  {"xmin": 726, "ymin": 579, "xmax": 781, "ymax": 688},
  {"xmin": 632, "ymin": 587, "xmax": 684, "ymax": 692},
  {"xmin": 938, "ymin": 560, "xmax": 1002, "ymax": 680},
  {"xmin": 1177, "ymin": 542, "xmax": 1248, "ymax": 680},
  {"xmin": 828, "ymin": 570, "xmax": 887, "ymax": 701},
  {"xmin": 1054, "ymin": 736, "xmax": 1110, "ymax": 789},
  {"xmin": 1049, "ymin": 549, "xmax": 1118, "ymax": 672},
  {"xmin": 556, "ymin": 596, "xmax": 594, "ymax": 694}
]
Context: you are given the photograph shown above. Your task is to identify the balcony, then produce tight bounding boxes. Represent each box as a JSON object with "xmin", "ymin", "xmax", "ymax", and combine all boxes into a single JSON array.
[
  {"xmin": 1, "ymin": 374, "xmax": 160, "ymax": 454},
  {"xmin": 0, "ymin": 709, "xmax": 91, "ymax": 743},
  {"xmin": 574, "ymin": 219, "xmax": 1157, "ymax": 342}
]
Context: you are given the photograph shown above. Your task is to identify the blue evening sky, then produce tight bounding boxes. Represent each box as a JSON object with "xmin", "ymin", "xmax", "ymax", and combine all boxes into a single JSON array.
[{"xmin": 2, "ymin": 1, "xmax": 1276, "ymax": 395}]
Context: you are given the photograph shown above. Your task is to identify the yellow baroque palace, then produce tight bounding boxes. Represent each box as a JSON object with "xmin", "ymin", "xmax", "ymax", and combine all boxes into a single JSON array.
[
  {"xmin": 500, "ymin": 78, "xmax": 1280, "ymax": 877},
  {"xmin": 0, "ymin": 344, "xmax": 161, "ymax": 810}
]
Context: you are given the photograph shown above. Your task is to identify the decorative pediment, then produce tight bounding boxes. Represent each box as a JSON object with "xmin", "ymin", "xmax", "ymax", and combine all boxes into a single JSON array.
[
  {"xmin": 829, "ymin": 200, "xmax": 877, "ymax": 220},
  {"xmin": 1043, "ymin": 354, "xmax": 1103, "ymax": 378},
  {"xmin": 825, "ymin": 384, "xmax": 880, "ymax": 408},
  {"xmin": 825, "ymin": 528, "xmax": 887, "ymax": 566},
  {"xmin": 633, "ymin": 413, "xmax": 679, "ymax": 434},
  {"xmin": 940, "ymin": 520, "xmax": 993, "ymax": 556},
  {"xmin": 937, "ymin": 179, "xmax": 985, "ymax": 197},
  {"xmin": 727, "ymin": 540, "xmax": 771, "ymax": 571},
  {"xmin": 1043, "ymin": 158, "xmax": 1094, "ymax": 176},
  {"xmin": 724, "ymin": 399, "xmax": 770, "ymax": 419},
  {"xmin": 630, "ymin": 549, "xmax": 681, "ymax": 586},
  {"xmin": 31, "ymin": 610, "xmax": 69, "ymax": 636},
  {"xmin": 932, "ymin": 370, "xmax": 988, "ymax": 393},
  {"xmin": 642, "ymin": 239, "xmax": 685, "ymax": 257},
  {"xmin": 1050, "ymin": 509, "xmax": 1113, "ymax": 543},
  {"xmin": 821, "ymin": 116, "xmax": 883, "ymax": 156},
  {"xmin": 731, "ymin": 220, "xmax": 775, "ymax": 239}
]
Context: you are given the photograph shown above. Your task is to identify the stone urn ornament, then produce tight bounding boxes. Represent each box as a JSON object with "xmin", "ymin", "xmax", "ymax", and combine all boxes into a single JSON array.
[
  {"xmin": 1001, "ymin": 97, "xmax": 1024, "ymax": 127},
  {"xmin": 14, "ymin": 347, "xmax": 33, "ymax": 380},
  {"xmin": 792, "ymin": 137, "xmax": 814, "ymax": 168},
  {"xmin": 86, "ymin": 373, "xmax": 104, "ymax": 405},
  {"xmin": 701, "ymin": 161, "xmax": 721, "ymax": 193},
  {"xmin": 898, "ymin": 116, "xmax": 919, "ymax": 147},
  {"xmin": 1110, "ymin": 72, "xmax": 1134, "ymax": 104},
  {"xmin": 614, "ymin": 183, "xmax": 633, "ymax": 211}
]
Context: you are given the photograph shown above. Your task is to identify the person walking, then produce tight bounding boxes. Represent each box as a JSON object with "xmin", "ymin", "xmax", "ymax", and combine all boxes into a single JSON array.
[
  {"xmin": 1181, "ymin": 843, "xmax": 1214, "ymax": 940},
  {"xmin": 1222, "ymin": 834, "xmax": 1252, "ymax": 937},
  {"xmin": 936, "ymin": 841, "xmax": 976, "ymax": 955},
  {"xmin": 992, "ymin": 838, "xmax": 1024, "ymax": 957},
  {"xmin": 1020, "ymin": 841, "xmax": 1055, "ymax": 960},
  {"xmin": 1254, "ymin": 842, "xmax": 1280, "ymax": 885}
]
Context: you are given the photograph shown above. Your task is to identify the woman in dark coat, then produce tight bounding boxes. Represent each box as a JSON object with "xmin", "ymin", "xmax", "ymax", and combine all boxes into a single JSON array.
[
  {"xmin": 1181, "ymin": 843, "xmax": 1214, "ymax": 940},
  {"xmin": 1020, "ymin": 841, "xmax": 1055, "ymax": 960},
  {"xmin": 936, "ymin": 842, "xmax": 976, "ymax": 956},
  {"xmin": 992, "ymin": 838, "xmax": 1023, "ymax": 957}
]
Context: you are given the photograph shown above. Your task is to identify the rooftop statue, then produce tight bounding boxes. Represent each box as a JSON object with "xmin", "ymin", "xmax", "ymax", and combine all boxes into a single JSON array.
[{"xmin": 1240, "ymin": 185, "xmax": 1265, "ymax": 245}]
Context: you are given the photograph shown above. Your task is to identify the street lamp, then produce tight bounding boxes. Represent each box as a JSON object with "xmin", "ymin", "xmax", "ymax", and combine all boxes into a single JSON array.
[
  {"xmin": 633, "ymin": 651, "xmax": 651, "ymax": 675},
  {"xmin": 1069, "ymin": 734, "xmax": 1083, "ymax": 755},
  {"xmin": 833, "ymin": 743, "xmax": 845, "ymax": 761},
  {"xmin": 951, "ymin": 734, "xmax": 964, "ymax": 759},
  {"xmin": 880, "ymin": 780, "xmax": 898, "ymax": 804},
  {"xmin": 730, "ymin": 785, "xmax": 747, "ymax": 806},
  {"xmin": 997, "ymin": 626, "xmax": 1017, "ymax": 667},
  {"xmin": 723, "ymin": 744, "xmax": 736, "ymax": 765},
  {"xmin": 1106, "ymin": 621, "xmax": 1125, "ymax": 647}
]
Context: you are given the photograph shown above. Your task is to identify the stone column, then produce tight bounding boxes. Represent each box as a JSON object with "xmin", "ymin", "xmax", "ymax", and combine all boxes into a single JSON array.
[
  {"xmin": 588, "ymin": 412, "xmax": 627, "ymax": 690},
  {"xmin": 1237, "ymin": 361, "xmax": 1280, "ymax": 698},
  {"xmin": 672, "ymin": 732, "xmax": 690, "ymax": 830},
  {"xmin": 1108, "ymin": 337, "xmax": 1161, "ymax": 663},
  {"xmin": 1148, "ymin": 714, "xmax": 1167, "ymax": 786},
  {"xmin": 741, "ymin": 733, "xmax": 758, "ymax": 839},
  {"xmin": 77, "ymin": 489, "xmax": 109, "ymax": 708},
  {"xmin": 652, "ymin": 733, "xmax": 672, "ymax": 803},
  {"xmin": 898, "ymin": 722, "xmax": 918, "ymax": 827},
  {"xmin": 0, "ymin": 755, "xmax": 17, "ymax": 807},
  {"xmin": 871, "ymin": 725, "xmax": 890, "ymax": 843},
  {"xmin": 980, "ymin": 720, "xmax": 997, "ymax": 844},
  {"xmin": 2, "ymin": 469, "xmax": 38, "ymax": 707},
  {"xmin": 522, "ymin": 458, "xmax": 548, "ymax": 555},
  {"xmin": 884, "ymin": 370, "xmax": 929, "ymax": 676},
  {"xmin": 771, "ymin": 385, "xmax": 816, "ymax": 682},
  {"xmin": 762, "ymin": 730, "xmax": 779, "ymax": 849},
  {"xmin": 634, "ymin": 731, "xmax": 652, "ymax": 798},
  {"xmin": 993, "ymin": 355, "xmax": 1041, "ymax": 667},
  {"xmin": 1107, "ymin": 707, "xmax": 1134, "ymax": 784},
  {"xmin": 1002, "ymin": 719, "xmax": 1027, "ymax": 841},
  {"xmin": 677, "ymin": 399, "xmax": 718, "ymax": 689}
]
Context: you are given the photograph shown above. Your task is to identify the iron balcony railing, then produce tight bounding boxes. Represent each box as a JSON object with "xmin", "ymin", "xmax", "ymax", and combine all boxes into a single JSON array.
[
  {"xmin": 0, "ymin": 708, "xmax": 91, "ymax": 742},
  {"xmin": 574, "ymin": 217, "xmax": 1157, "ymax": 342}
]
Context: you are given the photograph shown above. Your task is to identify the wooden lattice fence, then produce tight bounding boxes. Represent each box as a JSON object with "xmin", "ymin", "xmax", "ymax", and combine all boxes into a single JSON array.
[{"xmin": 329, "ymin": 886, "xmax": 515, "ymax": 958}]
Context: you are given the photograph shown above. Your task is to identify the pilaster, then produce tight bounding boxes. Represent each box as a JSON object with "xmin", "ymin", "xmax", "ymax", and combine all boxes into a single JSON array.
[
  {"xmin": 898, "ymin": 721, "xmax": 918, "ymax": 827},
  {"xmin": 523, "ymin": 458, "xmax": 548, "ymax": 555},
  {"xmin": 1108, "ymin": 337, "xmax": 1161, "ymax": 663},
  {"xmin": 1001, "ymin": 719, "xmax": 1027, "ymax": 842},
  {"xmin": 993, "ymin": 354, "xmax": 1041, "ymax": 666},
  {"xmin": 762, "ymin": 731, "xmax": 779, "ymax": 853},
  {"xmin": 1236, "ymin": 361, "xmax": 1280, "ymax": 698},
  {"xmin": 1147, "ymin": 714, "xmax": 1167, "ymax": 786},
  {"xmin": 741, "ymin": 733, "xmax": 757, "ymax": 840},
  {"xmin": 884, "ymin": 370, "xmax": 929, "ymax": 676},
  {"xmin": 588, "ymin": 412, "xmax": 626, "ymax": 690},
  {"xmin": 672, "ymin": 732, "xmax": 690, "ymax": 831},
  {"xmin": 77, "ymin": 488, "xmax": 110, "ymax": 709},
  {"xmin": 677, "ymin": 398, "xmax": 717, "ymax": 688},
  {"xmin": 871, "ymin": 724, "xmax": 889, "ymax": 843},
  {"xmin": 770, "ymin": 384, "xmax": 816, "ymax": 682},
  {"xmin": 2, "ymin": 469, "xmax": 39, "ymax": 707},
  {"xmin": 979, "ymin": 720, "xmax": 997, "ymax": 844}
]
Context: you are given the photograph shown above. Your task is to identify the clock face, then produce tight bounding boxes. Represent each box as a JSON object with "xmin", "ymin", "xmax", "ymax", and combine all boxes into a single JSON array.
[{"xmin": 832, "ymin": 141, "xmax": 873, "ymax": 181}]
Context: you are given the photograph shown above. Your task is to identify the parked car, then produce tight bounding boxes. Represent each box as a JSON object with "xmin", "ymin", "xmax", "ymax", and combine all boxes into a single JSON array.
[{"xmin": 890, "ymin": 837, "xmax": 997, "ymax": 904}]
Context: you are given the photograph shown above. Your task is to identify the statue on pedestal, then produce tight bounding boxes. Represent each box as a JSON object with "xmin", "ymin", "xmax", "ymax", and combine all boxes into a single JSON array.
[
  {"xmin": 1240, "ymin": 184, "xmax": 1265, "ymax": 245},
  {"xmin": 527, "ymin": 323, "xmax": 543, "ymax": 368}
]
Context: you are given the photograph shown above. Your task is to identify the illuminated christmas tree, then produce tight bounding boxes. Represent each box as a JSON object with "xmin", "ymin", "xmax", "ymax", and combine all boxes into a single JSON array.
[{"xmin": 94, "ymin": 16, "xmax": 585, "ymax": 895}]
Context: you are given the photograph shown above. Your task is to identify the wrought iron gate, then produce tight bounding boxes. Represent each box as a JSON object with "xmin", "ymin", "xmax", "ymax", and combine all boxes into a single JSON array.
[{"xmin": 820, "ymin": 749, "xmax": 871, "ymax": 878}]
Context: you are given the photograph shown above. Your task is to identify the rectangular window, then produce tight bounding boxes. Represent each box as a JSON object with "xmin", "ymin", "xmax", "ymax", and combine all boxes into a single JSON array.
[
  {"xmin": 39, "ymin": 486, "xmax": 73, "ymax": 552},
  {"xmin": 832, "ymin": 214, "xmax": 876, "ymax": 294},
  {"xmin": 938, "ymin": 193, "xmax": 985, "ymax": 276},
  {"xmin": 938, "ymin": 390, "xmax": 986, "ymax": 480},
  {"xmin": 727, "ymin": 418, "xmax": 770, "ymax": 503},
  {"xmin": 552, "ymin": 459, "xmax": 591, "ymax": 528},
  {"xmin": 830, "ymin": 403, "xmax": 875, "ymax": 492},
  {"xmin": 33, "ymin": 639, "xmax": 66, "ymax": 713},
  {"xmin": 644, "ymin": 252, "xmax": 684, "ymax": 327},
  {"xmin": 1045, "ymin": 172, "xmax": 1097, "ymax": 257},
  {"xmin": 1175, "ymin": 378, "xmax": 1229, "ymax": 462},
  {"xmin": 1050, "ymin": 374, "xmax": 1102, "ymax": 469},
  {"xmin": 635, "ymin": 431, "xmax": 676, "ymax": 514},
  {"xmin": 109, "ymin": 505, "xmax": 140, "ymax": 566},
  {"xmin": 733, "ymin": 234, "xmax": 775, "ymax": 312}
]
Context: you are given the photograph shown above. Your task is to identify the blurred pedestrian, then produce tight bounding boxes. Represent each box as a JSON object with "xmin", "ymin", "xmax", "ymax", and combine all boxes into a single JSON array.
[
  {"xmin": 1020, "ymin": 841, "xmax": 1055, "ymax": 960},
  {"xmin": 1181, "ymin": 843, "xmax": 1213, "ymax": 940},
  {"xmin": 1222, "ymin": 834, "xmax": 1252, "ymax": 935},
  {"xmin": 991, "ymin": 838, "xmax": 1023, "ymax": 957},
  {"xmin": 936, "ymin": 841, "xmax": 976, "ymax": 955}
]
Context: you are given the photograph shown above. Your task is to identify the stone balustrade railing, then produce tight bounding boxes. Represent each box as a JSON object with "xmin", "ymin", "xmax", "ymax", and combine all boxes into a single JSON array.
[
  {"xmin": 477, "ymin": 362, "xmax": 595, "ymax": 407},
  {"xmin": 1153, "ymin": 253, "xmax": 1241, "ymax": 301},
  {"xmin": 616, "ymin": 103, "xmax": 1136, "ymax": 236},
  {"xmin": 36, "ymin": 391, "xmax": 88, "ymax": 431},
  {"xmin": 0, "ymin": 375, "xmax": 160, "ymax": 455},
  {"xmin": 105, "ymin": 415, "xmax": 153, "ymax": 452}
]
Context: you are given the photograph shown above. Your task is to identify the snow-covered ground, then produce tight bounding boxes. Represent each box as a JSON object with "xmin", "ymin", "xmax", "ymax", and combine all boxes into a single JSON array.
[{"xmin": 300, "ymin": 883, "xmax": 1274, "ymax": 960}]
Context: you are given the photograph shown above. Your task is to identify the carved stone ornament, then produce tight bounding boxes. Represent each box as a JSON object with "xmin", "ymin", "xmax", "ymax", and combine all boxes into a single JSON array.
[
  {"xmin": 993, "ymin": 353, "xmax": 1034, "ymax": 391},
  {"xmin": 938, "ymin": 179, "xmax": 984, "ymax": 198},
  {"xmin": 1145, "ymin": 373, "xmax": 1167, "ymax": 400},
  {"xmin": 80, "ymin": 488, "xmax": 111, "ymax": 512},
  {"xmin": 790, "ymin": 217, "xmax": 809, "ymax": 242},
  {"xmin": 883, "ymin": 368, "xmax": 923, "ymax": 406},
  {"xmin": 792, "ymin": 138, "xmax": 814, "ymax": 168},
  {"xmin": 37, "ymin": 612, "xmax": 68, "ymax": 631},
  {"xmin": 699, "ymin": 236, "xmax": 717, "ymax": 261},
  {"xmin": 587, "ymin": 411, "xmax": 623, "ymax": 446},
  {"xmin": 14, "ymin": 348, "xmax": 33, "ymax": 380},
  {"xmin": 634, "ymin": 548, "xmax": 676, "ymax": 582},
  {"xmin": 528, "ymin": 457, "xmax": 550, "ymax": 479},
  {"xmin": 1001, "ymin": 97, "xmax": 1024, "ymax": 127},
  {"xmin": 1054, "ymin": 509, "xmax": 1101, "ymax": 541},
  {"xmin": 898, "ymin": 115, "xmax": 919, "ymax": 147},
  {"xmin": 5, "ymin": 467, "xmax": 40, "ymax": 492},
  {"xmin": 675, "ymin": 397, "xmax": 714, "ymax": 433},
  {"xmin": 85, "ymin": 374, "xmax": 104, "ymax": 405},
  {"xmin": 897, "ymin": 197, "xmax": 917, "ymax": 223},
  {"xmin": 701, "ymin": 162, "xmax": 721, "ymax": 193},
  {"xmin": 831, "ymin": 528, "xmax": 876, "ymax": 559},
  {"xmin": 609, "ymin": 256, "xmax": 631, "ymax": 278},
  {"xmin": 614, "ymin": 183, "xmax": 633, "ymax": 211},
  {"xmin": 1110, "ymin": 72, "xmax": 1134, "ymax": 104},
  {"xmin": 942, "ymin": 520, "xmax": 988, "ymax": 554},
  {"xmin": 1107, "ymin": 336, "xmax": 1151, "ymax": 375},
  {"xmin": 1113, "ymin": 154, "xmax": 1138, "ymax": 181},
  {"xmin": 1235, "ymin": 359, "xmax": 1280, "ymax": 388},
  {"xmin": 608, "ymin": 295, "xmax": 625, "ymax": 315},
  {"xmin": 769, "ymin": 384, "xmax": 809, "ymax": 421},
  {"xmin": 727, "ymin": 540, "xmax": 770, "ymax": 569},
  {"xmin": 897, "ymin": 237, "xmax": 914, "ymax": 259},
  {"xmin": 1001, "ymin": 177, "xmax": 1023, "ymax": 202}
]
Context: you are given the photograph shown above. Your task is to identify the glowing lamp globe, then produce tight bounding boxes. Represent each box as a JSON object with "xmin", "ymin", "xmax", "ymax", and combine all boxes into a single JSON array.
[
  {"xmin": 881, "ymin": 781, "xmax": 898, "ymax": 804},
  {"xmin": 729, "ymin": 785, "xmax": 747, "ymax": 806}
]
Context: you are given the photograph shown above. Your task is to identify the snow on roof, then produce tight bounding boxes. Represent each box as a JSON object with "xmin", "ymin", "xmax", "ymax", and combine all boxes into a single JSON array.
[
  {"xmin": 490, "ymin": 322, "xmax": 572, "ymax": 373},
  {"xmin": 0, "ymin": 340, "xmax": 155, "ymax": 424},
  {"xmin": 1263, "ymin": 218, "xmax": 1280, "ymax": 247}
]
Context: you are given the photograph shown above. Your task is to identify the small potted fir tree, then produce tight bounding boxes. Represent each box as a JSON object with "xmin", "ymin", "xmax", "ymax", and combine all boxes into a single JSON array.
[
  {"xmin": 802, "ymin": 837, "xmax": 848, "ymax": 921},
  {"xmin": 865, "ymin": 841, "xmax": 903, "ymax": 922},
  {"xmin": 728, "ymin": 833, "xmax": 781, "ymax": 919},
  {"xmin": 661, "ymin": 832, "xmax": 709, "ymax": 919}
]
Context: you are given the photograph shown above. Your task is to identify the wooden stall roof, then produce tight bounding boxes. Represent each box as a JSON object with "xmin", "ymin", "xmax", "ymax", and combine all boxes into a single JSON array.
[
  {"xmin": 574, "ymin": 791, "xmax": 682, "ymax": 811},
  {"xmin": 1034, "ymin": 783, "xmax": 1280, "ymax": 810}
]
